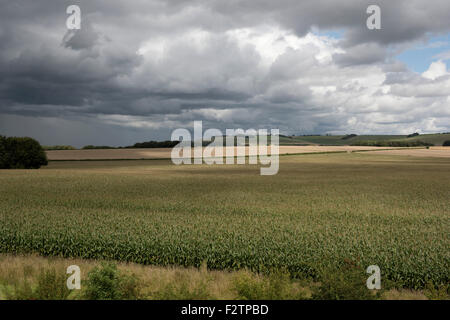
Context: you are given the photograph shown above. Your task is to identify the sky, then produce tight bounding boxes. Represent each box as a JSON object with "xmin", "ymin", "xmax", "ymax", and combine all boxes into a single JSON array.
[{"xmin": 0, "ymin": 0, "xmax": 450, "ymax": 147}]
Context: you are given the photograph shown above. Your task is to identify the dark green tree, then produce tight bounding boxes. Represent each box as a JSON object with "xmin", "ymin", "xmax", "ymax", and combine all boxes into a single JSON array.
[{"xmin": 0, "ymin": 136, "xmax": 48, "ymax": 169}]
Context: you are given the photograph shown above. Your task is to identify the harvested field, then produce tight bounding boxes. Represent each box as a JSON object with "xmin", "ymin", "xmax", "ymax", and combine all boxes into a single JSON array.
[
  {"xmin": 46, "ymin": 146, "xmax": 401, "ymax": 160},
  {"xmin": 366, "ymin": 147, "xmax": 450, "ymax": 158},
  {"xmin": 46, "ymin": 148, "xmax": 173, "ymax": 160}
]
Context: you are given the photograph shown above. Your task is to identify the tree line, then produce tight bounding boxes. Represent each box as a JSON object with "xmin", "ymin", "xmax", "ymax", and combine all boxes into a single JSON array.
[{"xmin": 0, "ymin": 136, "xmax": 48, "ymax": 169}]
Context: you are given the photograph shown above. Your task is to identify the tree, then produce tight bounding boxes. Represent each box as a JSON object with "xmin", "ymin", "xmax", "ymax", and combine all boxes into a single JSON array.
[
  {"xmin": 0, "ymin": 136, "xmax": 48, "ymax": 169},
  {"xmin": 443, "ymin": 140, "xmax": 450, "ymax": 146},
  {"xmin": 407, "ymin": 132, "xmax": 420, "ymax": 138},
  {"xmin": 0, "ymin": 136, "xmax": 7, "ymax": 168}
]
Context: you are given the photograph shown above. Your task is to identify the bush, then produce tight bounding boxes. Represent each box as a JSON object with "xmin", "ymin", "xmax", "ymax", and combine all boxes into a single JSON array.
[
  {"xmin": 0, "ymin": 136, "xmax": 48, "ymax": 169},
  {"xmin": 312, "ymin": 262, "xmax": 380, "ymax": 300},
  {"xmin": 83, "ymin": 263, "xmax": 141, "ymax": 300},
  {"xmin": 423, "ymin": 282, "xmax": 449, "ymax": 300},
  {"xmin": 407, "ymin": 133, "xmax": 420, "ymax": 138},
  {"xmin": 443, "ymin": 140, "xmax": 450, "ymax": 146}
]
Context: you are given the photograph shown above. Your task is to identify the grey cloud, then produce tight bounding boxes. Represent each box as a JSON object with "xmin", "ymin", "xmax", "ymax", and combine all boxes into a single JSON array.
[
  {"xmin": 0, "ymin": 0, "xmax": 449, "ymax": 145},
  {"xmin": 334, "ymin": 43, "xmax": 387, "ymax": 66},
  {"xmin": 206, "ymin": 0, "xmax": 450, "ymax": 45},
  {"xmin": 63, "ymin": 25, "xmax": 99, "ymax": 50}
]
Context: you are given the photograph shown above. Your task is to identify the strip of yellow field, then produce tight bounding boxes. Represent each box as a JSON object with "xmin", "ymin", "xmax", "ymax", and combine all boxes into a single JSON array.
[
  {"xmin": 364, "ymin": 147, "xmax": 450, "ymax": 158},
  {"xmin": 46, "ymin": 146, "xmax": 401, "ymax": 160}
]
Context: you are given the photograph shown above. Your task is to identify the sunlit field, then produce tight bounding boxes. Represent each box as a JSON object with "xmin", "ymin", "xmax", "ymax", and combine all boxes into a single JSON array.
[{"xmin": 44, "ymin": 146, "xmax": 395, "ymax": 160}]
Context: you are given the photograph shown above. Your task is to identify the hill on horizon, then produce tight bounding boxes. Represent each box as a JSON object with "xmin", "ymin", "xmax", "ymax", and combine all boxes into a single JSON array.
[{"xmin": 278, "ymin": 133, "xmax": 450, "ymax": 146}]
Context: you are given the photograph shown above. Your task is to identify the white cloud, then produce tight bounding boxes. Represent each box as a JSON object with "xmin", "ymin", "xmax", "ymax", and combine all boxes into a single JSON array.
[{"xmin": 422, "ymin": 60, "xmax": 448, "ymax": 80}]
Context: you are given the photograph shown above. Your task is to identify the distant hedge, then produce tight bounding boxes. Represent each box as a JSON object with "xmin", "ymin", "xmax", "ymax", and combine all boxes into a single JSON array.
[
  {"xmin": 351, "ymin": 140, "xmax": 434, "ymax": 147},
  {"xmin": 126, "ymin": 140, "xmax": 180, "ymax": 148},
  {"xmin": 0, "ymin": 136, "xmax": 48, "ymax": 169},
  {"xmin": 43, "ymin": 145, "xmax": 76, "ymax": 150},
  {"xmin": 82, "ymin": 145, "xmax": 116, "ymax": 149},
  {"xmin": 443, "ymin": 140, "xmax": 450, "ymax": 146},
  {"xmin": 407, "ymin": 132, "xmax": 420, "ymax": 138},
  {"xmin": 342, "ymin": 134, "xmax": 357, "ymax": 140}
]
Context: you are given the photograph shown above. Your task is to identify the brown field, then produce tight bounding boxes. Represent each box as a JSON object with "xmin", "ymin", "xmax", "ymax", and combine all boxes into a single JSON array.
[
  {"xmin": 46, "ymin": 146, "xmax": 404, "ymax": 160},
  {"xmin": 46, "ymin": 148, "xmax": 173, "ymax": 160}
]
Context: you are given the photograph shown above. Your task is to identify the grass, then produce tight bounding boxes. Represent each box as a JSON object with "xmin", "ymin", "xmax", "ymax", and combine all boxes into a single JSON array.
[
  {"xmin": 0, "ymin": 254, "xmax": 313, "ymax": 300},
  {"xmin": 0, "ymin": 254, "xmax": 437, "ymax": 300},
  {"xmin": 0, "ymin": 153, "xmax": 449, "ymax": 291}
]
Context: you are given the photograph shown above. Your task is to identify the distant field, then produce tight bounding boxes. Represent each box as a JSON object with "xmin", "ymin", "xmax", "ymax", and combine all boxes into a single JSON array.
[
  {"xmin": 43, "ymin": 133, "xmax": 450, "ymax": 160},
  {"xmin": 1, "ymin": 153, "xmax": 449, "ymax": 289},
  {"xmin": 45, "ymin": 145, "xmax": 450, "ymax": 160},
  {"xmin": 366, "ymin": 147, "xmax": 450, "ymax": 158},
  {"xmin": 46, "ymin": 148, "xmax": 173, "ymax": 160},
  {"xmin": 46, "ymin": 146, "xmax": 409, "ymax": 160}
]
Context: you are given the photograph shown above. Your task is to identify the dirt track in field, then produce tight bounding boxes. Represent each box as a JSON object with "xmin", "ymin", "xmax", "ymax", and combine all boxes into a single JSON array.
[{"xmin": 46, "ymin": 146, "xmax": 408, "ymax": 160}]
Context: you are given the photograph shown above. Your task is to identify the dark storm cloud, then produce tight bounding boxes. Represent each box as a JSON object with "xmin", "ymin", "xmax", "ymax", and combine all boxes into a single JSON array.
[
  {"xmin": 206, "ymin": 0, "xmax": 450, "ymax": 43},
  {"xmin": 0, "ymin": 0, "xmax": 449, "ymax": 145},
  {"xmin": 63, "ymin": 24, "xmax": 100, "ymax": 51}
]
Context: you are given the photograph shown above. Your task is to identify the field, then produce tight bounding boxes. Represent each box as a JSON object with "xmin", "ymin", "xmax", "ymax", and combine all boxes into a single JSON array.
[
  {"xmin": 44, "ymin": 146, "xmax": 393, "ymax": 160},
  {"xmin": 365, "ymin": 147, "xmax": 450, "ymax": 158},
  {"xmin": 45, "ymin": 145, "xmax": 434, "ymax": 160},
  {"xmin": 1, "ymin": 151, "xmax": 449, "ymax": 293}
]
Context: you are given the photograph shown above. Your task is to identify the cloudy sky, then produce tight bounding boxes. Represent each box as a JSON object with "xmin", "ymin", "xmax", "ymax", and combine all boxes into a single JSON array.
[{"xmin": 1, "ymin": 0, "xmax": 450, "ymax": 147}]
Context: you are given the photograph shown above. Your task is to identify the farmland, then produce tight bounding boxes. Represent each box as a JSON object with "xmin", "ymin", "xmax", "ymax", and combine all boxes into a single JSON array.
[
  {"xmin": 0, "ymin": 152, "xmax": 449, "ymax": 291},
  {"xmin": 45, "ymin": 145, "xmax": 444, "ymax": 161}
]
